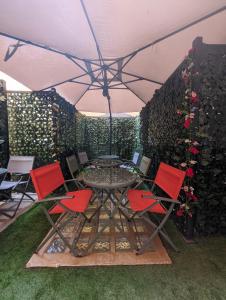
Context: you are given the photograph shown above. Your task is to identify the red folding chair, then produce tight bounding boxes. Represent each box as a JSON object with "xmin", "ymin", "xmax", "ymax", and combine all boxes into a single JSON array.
[
  {"xmin": 30, "ymin": 161, "xmax": 98, "ymax": 256},
  {"xmin": 126, "ymin": 162, "xmax": 186, "ymax": 254}
]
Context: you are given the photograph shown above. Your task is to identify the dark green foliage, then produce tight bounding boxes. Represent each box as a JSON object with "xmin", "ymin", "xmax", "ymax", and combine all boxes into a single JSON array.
[
  {"xmin": 0, "ymin": 80, "xmax": 9, "ymax": 167},
  {"xmin": 76, "ymin": 113, "xmax": 141, "ymax": 159},
  {"xmin": 7, "ymin": 90, "xmax": 77, "ymax": 167},
  {"xmin": 5, "ymin": 89, "xmax": 140, "ymax": 168},
  {"xmin": 140, "ymin": 38, "xmax": 226, "ymax": 235}
]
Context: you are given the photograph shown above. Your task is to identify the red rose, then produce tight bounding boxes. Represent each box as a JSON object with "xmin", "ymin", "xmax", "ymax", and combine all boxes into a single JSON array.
[
  {"xmin": 184, "ymin": 118, "xmax": 191, "ymax": 128},
  {"xmin": 185, "ymin": 191, "xmax": 198, "ymax": 201},
  {"xmin": 176, "ymin": 208, "xmax": 184, "ymax": 217},
  {"xmin": 188, "ymin": 146, "xmax": 200, "ymax": 155},
  {"xmin": 191, "ymin": 91, "xmax": 199, "ymax": 103},
  {"xmin": 186, "ymin": 167, "xmax": 194, "ymax": 178},
  {"xmin": 191, "ymin": 194, "xmax": 198, "ymax": 201}
]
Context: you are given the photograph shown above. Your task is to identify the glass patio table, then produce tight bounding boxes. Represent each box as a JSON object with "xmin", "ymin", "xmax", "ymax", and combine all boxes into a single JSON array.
[
  {"xmin": 97, "ymin": 154, "xmax": 119, "ymax": 160},
  {"xmin": 91, "ymin": 158, "xmax": 122, "ymax": 168},
  {"xmin": 82, "ymin": 167, "xmax": 137, "ymax": 189},
  {"xmin": 82, "ymin": 167, "xmax": 137, "ymax": 254}
]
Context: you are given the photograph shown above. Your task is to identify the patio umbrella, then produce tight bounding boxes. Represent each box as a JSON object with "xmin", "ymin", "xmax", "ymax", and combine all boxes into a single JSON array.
[{"xmin": 0, "ymin": 1, "xmax": 226, "ymax": 153}]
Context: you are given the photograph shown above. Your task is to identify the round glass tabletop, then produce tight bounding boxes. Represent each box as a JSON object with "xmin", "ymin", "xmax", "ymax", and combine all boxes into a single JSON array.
[
  {"xmin": 91, "ymin": 159, "xmax": 122, "ymax": 168},
  {"xmin": 98, "ymin": 155, "xmax": 119, "ymax": 160},
  {"xmin": 82, "ymin": 168, "xmax": 137, "ymax": 189}
]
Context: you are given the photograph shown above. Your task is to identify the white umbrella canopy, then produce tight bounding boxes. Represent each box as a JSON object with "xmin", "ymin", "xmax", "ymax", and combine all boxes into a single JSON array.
[{"xmin": 0, "ymin": 0, "xmax": 226, "ymax": 113}]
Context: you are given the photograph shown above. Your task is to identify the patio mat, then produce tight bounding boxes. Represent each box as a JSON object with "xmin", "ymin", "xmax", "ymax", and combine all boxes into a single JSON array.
[
  {"xmin": 0, "ymin": 193, "xmax": 36, "ymax": 233},
  {"xmin": 27, "ymin": 201, "xmax": 171, "ymax": 267}
]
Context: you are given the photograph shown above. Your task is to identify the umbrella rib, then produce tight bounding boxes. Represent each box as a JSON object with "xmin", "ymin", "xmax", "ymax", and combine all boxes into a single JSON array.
[
  {"xmin": 80, "ymin": 0, "xmax": 104, "ymax": 68},
  {"xmin": 66, "ymin": 55, "xmax": 103, "ymax": 87},
  {"xmin": 113, "ymin": 5, "xmax": 226, "ymax": 62},
  {"xmin": 74, "ymin": 69, "xmax": 103, "ymax": 105},
  {"xmin": 70, "ymin": 80, "xmax": 101, "ymax": 88},
  {"xmin": 109, "ymin": 78, "xmax": 142, "ymax": 88},
  {"xmin": 107, "ymin": 53, "xmax": 137, "ymax": 86},
  {"xmin": 39, "ymin": 66, "xmax": 102, "ymax": 91},
  {"xmin": 107, "ymin": 68, "xmax": 147, "ymax": 104},
  {"xmin": 89, "ymin": 87, "xmax": 128, "ymax": 90},
  {"xmin": 0, "ymin": 31, "xmax": 96, "ymax": 63},
  {"xmin": 108, "ymin": 66, "xmax": 163, "ymax": 85}
]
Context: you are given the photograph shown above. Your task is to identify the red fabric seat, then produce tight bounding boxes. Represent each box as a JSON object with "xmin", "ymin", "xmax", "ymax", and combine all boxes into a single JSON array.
[
  {"xmin": 127, "ymin": 190, "xmax": 166, "ymax": 215},
  {"xmin": 49, "ymin": 190, "xmax": 93, "ymax": 214}
]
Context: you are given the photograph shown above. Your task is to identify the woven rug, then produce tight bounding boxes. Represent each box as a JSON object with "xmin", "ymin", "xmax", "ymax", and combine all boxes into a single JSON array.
[{"xmin": 27, "ymin": 201, "xmax": 171, "ymax": 267}]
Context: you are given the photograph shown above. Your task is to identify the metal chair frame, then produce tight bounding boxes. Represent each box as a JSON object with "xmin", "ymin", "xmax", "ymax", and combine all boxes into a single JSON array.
[
  {"xmin": 31, "ymin": 162, "xmax": 101, "ymax": 256},
  {"xmin": 66, "ymin": 154, "xmax": 85, "ymax": 188},
  {"xmin": 78, "ymin": 151, "xmax": 89, "ymax": 166},
  {"xmin": 125, "ymin": 162, "xmax": 185, "ymax": 254},
  {"xmin": 0, "ymin": 156, "xmax": 35, "ymax": 218},
  {"xmin": 138, "ymin": 155, "xmax": 152, "ymax": 176}
]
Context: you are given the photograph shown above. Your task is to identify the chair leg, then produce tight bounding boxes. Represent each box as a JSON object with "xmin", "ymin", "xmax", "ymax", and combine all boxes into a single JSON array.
[
  {"xmin": 158, "ymin": 228, "xmax": 179, "ymax": 252},
  {"xmin": 71, "ymin": 216, "xmax": 87, "ymax": 257},
  {"xmin": 140, "ymin": 214, "xmax": 179, "ymax": 253},
  {"xmin": 1, "ymin": 182, "xmax": 35, "ymax": 219},
  {"xmin": 0, "ymin": 197, "xmax": 23, "ymax": 219},
  {"xmin": 41, "ymin": 207, "xmax": 75, "ymax": 253},
  {"xmin": 35, "ymin": 212, "xmax": 69, "ymax": 253}
]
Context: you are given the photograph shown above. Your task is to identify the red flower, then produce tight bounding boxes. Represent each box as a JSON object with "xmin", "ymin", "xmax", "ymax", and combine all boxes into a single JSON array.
[
  {"xmin": 188, "ymin": 146, "xmax": 200, "ymax": 155},
  {"xmin": 191, "ymin": 194, "xmax": 198, "ymax": 201},
  {"xmin": 185, "ymin": 192, "xmax": 198, "ymax": 201},
  {"xmin": 184, "ymin": 118, "xmax": 191, "ymax": 128},
  {"xmin": 176, "ymin": 208, "xmax": 184, "ymax": 217},
  {"xmin": 186, "ymin": 167, "xmax": 194, "ymax": 178},
  {"xmin": 191, "ymin": 91, "xmax": 199, "ymax": 103}
]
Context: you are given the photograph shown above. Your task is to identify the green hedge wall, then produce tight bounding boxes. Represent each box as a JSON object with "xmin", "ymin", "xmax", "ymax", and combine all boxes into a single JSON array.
[
  {"xmin": 4, "ymin": 89, "xmax": 140, "ymax": 169},
  {"xmin": 0, "ymin": 80, "xmax": 9, "ymax": 167},
  {"xmin": 76, "ymin": 113, "xmax": 140, "ymax": 159},
  {"xmin": 140, "ymin": 38, "xmax": 226, "ymax": 235},
  {"xmin": 7, "ymin": 90, "xmax": 77, "ymax": 167}
]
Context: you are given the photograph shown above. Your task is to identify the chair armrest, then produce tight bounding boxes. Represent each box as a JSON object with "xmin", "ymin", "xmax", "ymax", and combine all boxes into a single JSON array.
[
  {"xmin": 64, "ymin": 179, "xmax": 80, "ymax": 183},
  {"xmin": 140, "ymin": 177, "xmax": 154, "ymax": 183},
  {"xmin": 35, "ymin": 195, "xmax": 74, "ymax": 204},
  {"xmin": 64, "ymin": 178, "xmax": 85, "ymax": 189},
  {"xmin": 142, "ymin": 195, "xmax": 180, "ymax": 204}
]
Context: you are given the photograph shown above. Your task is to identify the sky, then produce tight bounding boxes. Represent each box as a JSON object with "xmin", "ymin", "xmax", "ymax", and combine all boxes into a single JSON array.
[{"xmin": 0, "ymin": 71, "xmax": 30, "ymax": 91}]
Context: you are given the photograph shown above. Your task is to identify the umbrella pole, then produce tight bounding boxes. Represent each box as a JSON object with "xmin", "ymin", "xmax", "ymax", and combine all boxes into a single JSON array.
[{"xmin": 107, "ymin": 95, "xmax": 112, "ymax": 155}]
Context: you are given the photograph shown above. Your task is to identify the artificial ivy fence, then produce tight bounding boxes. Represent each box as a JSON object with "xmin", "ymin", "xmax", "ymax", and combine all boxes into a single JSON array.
[
  {"xmin": 0, "ymin": 80, "xmax": 9, "ymax": 167},
  {"xmin": 7, "ymin": 89, "xmax": 77, "ymax": 168},
  {"xmin": 76, "ymin": 113, "xmax": 140, "ymax": 159},
  {"xmin": 140, "ymin": 37, "xmax": 226, "ymax": 236},
  {"xmin": 2, "ymin": 88, "xmax": 139, "ymax": 171}
]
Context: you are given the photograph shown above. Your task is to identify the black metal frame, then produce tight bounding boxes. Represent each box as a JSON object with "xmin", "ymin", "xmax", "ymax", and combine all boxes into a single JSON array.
[
  {"xmin": 35, "ymin": 178, "xmax": 101, "ymax": 256},
  {"xmin": 123, "ymin": 178, "xmax": 181, "ymax": 254},
  {"xmin": 0, "ymin": 174, "xmax": 35, "ymax": 219}
]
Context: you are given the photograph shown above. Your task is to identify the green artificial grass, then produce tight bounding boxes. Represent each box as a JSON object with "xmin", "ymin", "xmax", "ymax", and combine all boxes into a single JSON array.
[{"xmin": 0, "ymin": 205, "xmax": 226, "ymax": 300}]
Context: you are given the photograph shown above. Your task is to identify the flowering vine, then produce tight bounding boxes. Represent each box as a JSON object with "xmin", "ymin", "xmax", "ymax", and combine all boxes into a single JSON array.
[{"xmin": 176, "ymin": 48, "xmax": 201, "ymax": 218}]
